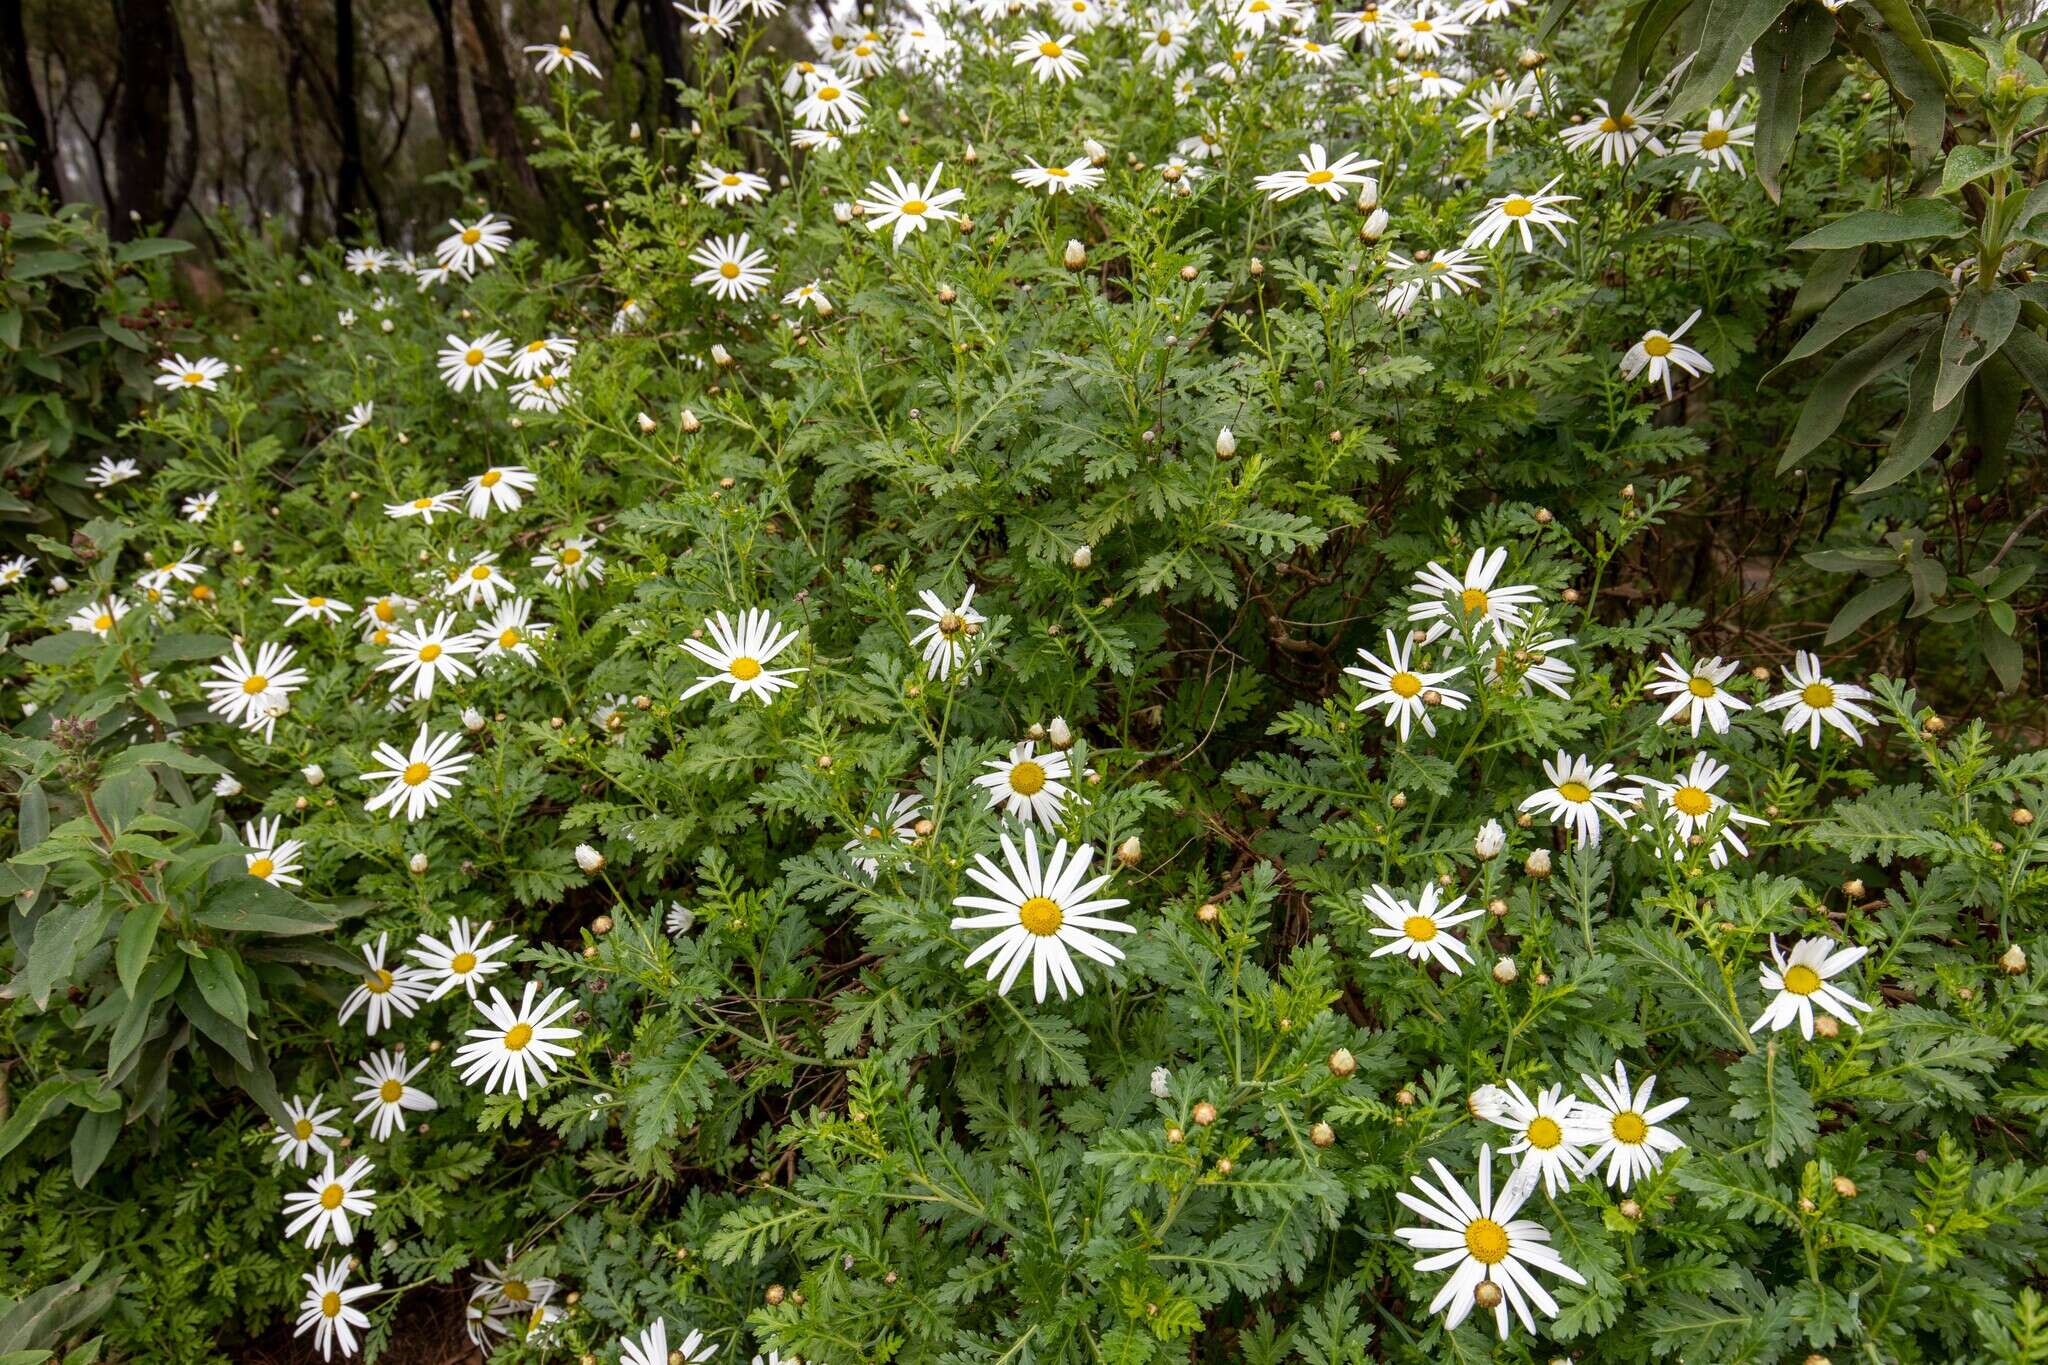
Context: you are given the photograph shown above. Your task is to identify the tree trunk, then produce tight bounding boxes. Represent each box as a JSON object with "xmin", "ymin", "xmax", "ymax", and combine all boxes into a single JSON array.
[
  {"xmin": 459, "ymin": 0, "xmax": 539, "ymax": 202},
  {"xmin": 333, "ymin": 0, "xmax": 365, "ymax": 231},
  {"xmin": 424, "ymin": 0, "xmax": 474, "ymax": 165},
  {"xmin": 636, "ymin": 0, "xmax": 691, "ymax": 125},
  {"xmin": 108, "ymin": 0, "xmax": 178, "ymax": 236},
  {"xmin": 0, "ymin": 0, "xmax": 65, "ymax": 201}
]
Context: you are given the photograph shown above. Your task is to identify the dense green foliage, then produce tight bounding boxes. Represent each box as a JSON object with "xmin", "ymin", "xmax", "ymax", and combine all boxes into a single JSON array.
[{"xmin": 3, "ymin": 1, "xmax": 2048, "ymax": 1362}]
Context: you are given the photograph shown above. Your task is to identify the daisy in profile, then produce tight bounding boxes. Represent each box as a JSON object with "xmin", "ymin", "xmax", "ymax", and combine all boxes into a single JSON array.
[
  {"xmin": 435, "ymin": 212, "xmax": 513, "ymax": 275},
  {"xmin": 1622, "ymin": 310, "xmax": 1714, "ymax": 399},
  {"xmin": 1345, "ymin": 630, "xmax": 1469, "ymax": 741},
  {"xmin": 1282, "ymin": 35, "xmax": 1344, "ymax": 66},
  {"xmin": 611, "ymin": 297, "xmax": 645, "ymax": 332},
  {"xmin": 409, "ymin": 917, "xmax": 518, "ymax": 999},
  {"xmin": 438, "ymin": 332, "xmax": 513, "ymax": 392},
  {"xmin": 1518, "ymin": 752, "xmax": 1636, "ymax": 848},
  {"xmin": 845, "ymin": 793, "xmax": 924, "ymax": 878},
  {"xmin": 242, "ymin": 815, "xmax": 306, "ymax": 886},
  {"xmin": 88, "ymin": 456, "xmax": 141, "ymax": 487},
  {"xmin": 794, "ymin": 76, "xmax": 868, "ymax": 130},
  {"xmin": 1254, "ymin": 144, "xmax": 1380, "ymax": 202},
  {"xmin": 352, "ymin": 1050, "xmax": 438, "ymax": 1140},
  {"xmin": 782, "ymin": 280, "xmax": 832, "ymax": 314},
  {"xmin": 680, "ymin": 0, "xmax": 742, "ymax": 37},
  {"xmin": 154, "ymin": 354, "xmax": 228, "ymax": 394},
  {"xmin": 183, "ymin": 490, "xmax": 219, "ymax": 522},
  {"xmin": 1568, "ymin": 1060, "xmax": 1687, "ymax": 1191},
  {"xmin": 334, "ymin": 402, "xmax": 374, "ymax": 439},
  {"xmin": 1141, "ymin": 10, "xmax": 1191, "ymax": 69},
  {"xmin": 1383, "ymin": 249, "xmax": 1484, "ymax": 315},
  {"xmin": 508, "ymin": 338, "xmax": 576, "ymax": 380},
  {"xmin": 454, "ymin": 980, "xmax": 581, "ymax": 1098},
  {"xmin": 447, "ymin": 552, "xmax": 514, "ymax": 609},
  {"xmin": 275, "ymin": 589, "xmax": 351, "ymax": 627},
  {"xmin": 1558, "ymin": 96, "xmax": 1667, "ymax": 166},
  {"xmin": 377, "ymin": 612, "xmax": 479, "ymax": 700},
  {"xmin": 1632, "ymin": 753, "xmax": 1766, "ymax": 868},
  {"xmin": 385, "ymin": 490, "xmax": 461, "ymax": 524},
  {"xmin": 1674, "ymin": 99, "xmax": 1754, "ymax": 185},
  {"xmin": 1333, "ymin": 4, "xmax": 1383, "ymax": 41},
  {"xmin": 1053, "ymin": 0, "xmax": 1108, "ymax": 29},
  {"xmin": 463, "ymin": 464, "xmax": 537, "ymax": 517},
  {"xmin": 1469, "ymin": 1081, "xmax": 1589, "ymax": 1197},
  {"xmin": 856, "ymin": 165, "xmax": 965, "ymax": 245},
  {"xmin": 1406, "ymin": 546, "xmax": 1539, "ymax": 645},
  {"xmin": 67, "ymin": 598, "xmax": 129, "ymax": 636},
  {"xmin": 362, "ymin": 726, "xmax": 471, "ymax": 821},
  {"xmin": 665, "ymin": 902, "xmax": 697, "ymax": 936},
  {"xmin": 694, "ymin": 162, "xmax": 771, "ymax": 206},
  {"xmin": 345, "ymin": 246, "xmax": 394, "ymax": 275},
  {"xmin": 791, "ymin": 127, "xmax": 846, "ymax": 154},
  {"xmin": 1393, "ymin": 1146, "xmax": 1585, "ymax": 1339},
  {"xmin": 1646, "ymin": 650, "xmax": 1749, "ymax": 735},
  {"xmin": 621, "ymin": 1322, "xmax": 720, "ymax": 1365},
  {"xmin": 475, "ymin": 597, "xmax": 550, "ymax": 665},
  {"xmin": 526, "ymin": 27, "xmax": 602, "ymax": 77},
  {"xmin": 1387, "ymin": 5, "xmax": 1468, "ymax": 56},
  {"xmin": 281, "ymin": 1155, "xmax": 377, "ymax": 1247},
  {"xmin": 1761, "ymin": 651, "xmax": 1877, "ymax": 747},
  {"xmin": 950, "ymin": 828, "xmax": 1134, "ymax": 1003},
  {"xmin": 1456, "ymin": 78, "xmax": 1525, "ymax": 157},
  {"xmin": 1011, "ymin": 30, "xmax": 1087, "ymax": 83},
  {"xmin": 1229, "ymin": 0, "xmax": 1304, "ymax": 38},
  {"xmin": 338, "ymin": 933, "xmax": 433, "ymax": 1035},
  {"xmin": 510, "ymin": 369, "xmax": 573, "ymax": 413},
  {"xmin": 271, "ymin": 1097, "xmax": 343, "ymax": 1168},
  {"xmin": 1464, "ymin": 177, "xmax": 1577, "ymax": 253},
  {"xmin": 1012, "ymin": 156, "xmax": 1104, "ymax": 195},
  {"xmin": 294, "ymin": 1258, "xmax": 380, "ymax": 1362},
  {"xmin": 974, "ymin": 740, "xmax": 1072, "ymax": 826},
  {"xmin": 532, "ymin": 538, "xmax": 604, "ymax": 586},
  {"xmin": 1361, "ymin": 882, "xmax": 1480, "ymax": 974},
  {"xmin": 203, "ymin": 640, "xmax": 308, "ymax": 740},
  {"xmin": 782, "ymin": 57, "xmax": 830, "ymax": 93},
  {"xmin": 679, "ymin": 608, "xmax": 805, "ymax": 704},
  {"xmin": 1752, "ymin": 935, "xmax": 1872, "ymax": 1040},
  {"xmin": 0, "ymin": 555, "xmax": 31, "ymax": 587},
  {"xmin": 689, "ymin": 233, "xmax": 773, "ymax": 302},
  {"xmin": 908, "ymin": 585, "xmax": 987, "ymax": 678},
  {"xmin": 1487, "ymin": 632, "xmax": 1577, "ymax": 698}
]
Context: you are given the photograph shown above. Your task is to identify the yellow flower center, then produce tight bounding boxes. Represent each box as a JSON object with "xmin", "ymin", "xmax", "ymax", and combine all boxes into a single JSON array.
[
  {"xmin": 471, "ymin": 566, "xmax": 492, "ymax": 581},
  {"xmin": 818, "ymin": 87, "xmax": 840, "ymax": 100},
  {"xmin": 402, "ymin": 762, "xmax": 432, "ymax": 786},
  {"xmin": 1502, "ymin": 196, "xmax": 1533, "ymax": 218},
  {"xmin": 1403, "ymin": 914, "xmax": 1437, "ymax": 942},
  {"xmin": 1672, "ymin": 786, "xmax": 1712, "ymax": 817},
  {"xmin": 1558, "ymin": 781, "xmax": 1592, "ymax": 804},
  {"xmin": 1783, "ymin": 963, "xmax": 1823, "ymax": 996},
  {"xmin": 308, "ymin": 596, "xmax": 328, "ymax": 608},
  {"xmin": 418, "ymin": 643, "xmax": 443, "ymax": 663},
  {"xmin": 558, "ymin": 45, "xmax": 573, "ymax": 56},
  {"xmin": 504, "ymin": 1022, "xmax": 534, "ymax": 1051},
  {"xmin": 720, "ymin": 262, "xmax": 741, "ymax": 279},
  {"xmin": 320, "ymin": 1184, "xmax": 345, "ymax": 1210},
  {"xmin": 502, "ymin": 1279, "xmax": 531, "ymax": 1303},
  {"xmin": 379, "ymin": 1078, "xmax": 404, "ymax": 1103},
  {"xmin": 1047, "ymin": 166, "xmax": 1070, "ymax": 178},
  {"xmin": 294, "ymin": 1119, "xmax": 315, "ymax": 1140},
  {"xmin": 1645, "ymin": 335, "xmax": 1675, "ymax": 358},
  {"xmin": 375, "ymin": 600, "xmax": 396, "ymax": 622},
  {"xmin": 184, "ymin": 371, "xmax": 205, "ymax": 384},
  {"xmin": 1305, "ymin": 169, "xmax": 1335, "ymax": 185},
  {"xmin": 193, "ymin": 585, "xmax": 214, "ymax": 600},
  {"xmin": 1611, "ymin": 1110, "xmax": 1649, "ymax": 1144},
  {"xmin": 1460, "ymin": 587, "xmax": 1489, "ymax": 613},
  {"xmin": 451, "ymin": 951, "xmax": 478, "ymax": 974},
  {"xmin": 728, "ymin": 655, "xmax": 764, "ymax": 681},
  {"xmin": 372, "ymin": 629, "xmax": 390, "ymax": 646},
  {"xmin": 537, "ymin": 375, "xmax": 557, "ymax": 389},
  {"xmin": 1463, "ymin": 1217, "xmax": 1508, "ymax": 1264},
  {"xmin": 1039, "ymin": 40, "xmax": 1063, "ymax": 56},
  {"xmin": 494, "ymin": 628, "xmax": 521, "ymax": 650},
  {"xmin": 242, "ymin": 674, "xmax": 270, "ymax": 695},
  {"xmin": 1802, "ymin": 682, "xmax": 1835, "ymax": 709},
  {"xmin": 721, "ymin": 174, "xmax": 740, "ymax": 186},
  {"xmin": 1700, "ymin": 128, "xmax": 1729, "ymax": 150},
  {"xmin": 366, "ymin": 968, "xmax": 394, "ymax": 994},
  {"xmin": 462, "ymin": 228, "xmax": 482, "ymax": 245},
  {"xmin": 413, "ymin": 498, "xmax": 434, "ymax": 510},
  {"xmin": 249, "ymin": 857, "xmax": 276, "ymax": 879},
  {"xmin": 939, "ymin": 612, "xmax": 966, "ymax": 636},
  {"xmin": 321, "ymin": 1291, "xmax": 341, "ymax": 1318},
  {"xmin": 465, "ymin": 349, "xmax": 484, "ymax": 366},
  {"xmin": 482, "ymin": 469, "xmax": 504, "ymax": 486},
  {"xmin": 1412, "ymin": 17, "xmax": 1433, "ymax": 30},
  {"xmin": 561, "ymin": 546, "xmax": 583, "ymax": 564},
  {"xmin": 1526, "ymin": 1116, "xmax": 1563, "ymax": 1150},
  {"xmin": 1018, "ymin": 895, "xmax": 1064, "ymax": 936},
  {"xmin": 1685, "ymin": 674, "xmax": 1715, "ymax": 697},
  {"xmin": 1008, "ymin": 760, "xmax": 1047, "ymax": 795},
  {"xmin": 93, "ymin": 613, "xmax": 114, "ymax": 631},
  {"xmin": 902, "ymin": 199, "xmax": 929, "ymax": 215},
  {"xmin": 1389, "ymin": 672, "xmax": 1422, "ymax": 698},
  {"xmin": 1157, "ymin": 29, "xmax": 1173, "ymax": 42}
]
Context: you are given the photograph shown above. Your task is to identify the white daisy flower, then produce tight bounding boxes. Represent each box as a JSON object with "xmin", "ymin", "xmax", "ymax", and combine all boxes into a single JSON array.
[
  {"xmin": 1760, "ymin": 651, "xmax": 1877, "ymax": 748},
  {"xmin": 1254, "ymin": 143, "xmax": 1381, "ymax": 202},
  {"xmin": 1282, "ymin": 34, "xmax": 1344, "ymax": 66},
  {"xmin": 1558, "ymin": 96, "xmax": 1667, "ymax": 166},
  {"xmin": 274, "ymin": 588, "xmax": 351, "ymax": 627},
  {"xmin": 271, "ymin": 1097, "xmax": 343, "ymax": 1168},
  {"xmin": 357, "ymin": 595, "xmax": 418, "ymax": 645},
  {"xmin": 1012, "ymin": 156, "xmax": 1105, "ymax": 194},
  {"xmin": 88, "ymin": 456, "xmax": 141, "ymax": 487},
  {"xmin": 845, "ymin": 793, "xmax": 924, "ymax": 878},
  {"xmin": 472, "ymin": 597, "xmax": 548, "ymax": 664},
  {"xmin": 526, "ymin": 29, "xmax": 603, "ymax": 78},
  {"xmin": 242, "ymin": 815, "xmax": 306, "ymax": 886},
  {"xmin": 1393, "ymin": 1145, "xmax": 1585, "ymax": 1338},
  {"xmin": 794, "ymin": 76, "xmax": 868, "ymax": 130},
  {"xmin": 974, "ymin": 740, "xmax": 1071, "ymax": 826},
  {"xmin": 294, "ymin": 1258, "xmax": 380, "ymax": 1362},
  {"xmin": 203, "ymin": 641, "xmax": 309, "ymax": 741},
  {"xmin": 694, "ymin": 162, "xmax": 772, "ymax": 205},
  {"xmin": 332, "ymin": 402, "xmax": 374, "ymax": 439},
  {"xmin": 0, "ymin": 554, "xmax": 31, "ymax": 587},
  {"xmin": 1566, "ymin": 1060, "xmax": 1688, "ymax": 1191},
  {"xmin": 1487, "ymin": 632, "xmax": 1576, "ymax": 699},
  {"xmin": 665, "ymin": 902, "xmax": 697, "ymax": 936},
  {"xmin": 908, "ymin": 584, "xmax": 986, "ymax": 678},
  {"xmin": 680, "ymin": 0, "xmax": 742, "ymax": 37},
  {"xmin": 1010, "ymin": 30, "xmax": 1087, "ymax": 83},
  {"xmin": 1751, "ymin": 935, "xmax": 1873, "ymax": 1040},
  {"xmin": 67, "ymin": 597, "xmax": 129, "ymax": 636},
  {"xmin": 345, "ymin": 247, "xmax": 394, "ymax": 275},
  {"xmin": 509, "ymin": 368, "xmax": 573, "ymax": 412},
  {"xmin": 1631, "ymin": 752, "xmax": 1766, "ymax": 868},
  {"xmin": 469, "ymin": 1253, "xmax": 558, "ymax": 1325},
  {"xmin": 621, "ymin": 1322, "xmax": 720, "ymax": 1365},
  {"xmin": 1464, "ymin": 176, "xmax": 1577, "ymax": 253},
  {"xmin": 337, "ymin": 932, "xmax": 433, "ymax": 1035},
  {"xmin": 1402, "ymin": 65, "xmax": 1467, "ymax": 102},
  {"xmin": 437, "ymin": 332, "xmax": 514, "ymax": 392},
  {"xmin": 507, "ymin": 337, "xmax": 577, "ymax": 380},
  {"xmin": 1344, "ymin": 629, "xmax": 1470, "ymax": 741},
  {"xmin": 1470, "ymin": 1081, "xmax": 1589, "ymax": 1197},
  {"xmin": 384, "ymin": 490, "xmax": 462, "ymax": 523},
  {"xmin": 1646, "ymin": 650, "xmax": 1750, "ymax": 735},
  {"xmin": 376, "ymin": 612, "xmax": 479, "ymax": 700},
  {"xmin": 435, "ymin": 212, "xmax": 514, "ymax": 275},
  {"xmin": 154, "ymin": 354, "xmax": 228, "ymax": 393},
  {"xmin": 351, "ymin": 1049, "xmax": 438, "ymax": 1140},
  {"xmin": 182, "ymin": 490, "xmax": 219, "ymax": 522},
  {"xmin": 532, "ymin": 538, "xmax": 603, "ymax": 586},
  {"xmin": 1382, "ymin": 248, "xmax": 1484, "ymax": 316},
  {"xmin": 362, "ymin": 726, "xmax": 471, "ymax": 821},
  {"xmin": 1141, "ymin": 10, "xmax": 1192, "ymax": 70},
  {"xmin": 454, "ymin": 979, "xmax": 581, "ymax": 1099},
  {"xmin": 1332, "ymin": 5, "xmax": 1384, "ymax": 41},
  {"xmin": 679, "ymin": 608, "xmax": 805, "ymax": 704},
  {"xmin": 1228, "ymin": 0, "xmax": 1304, "ymax": 37},
  {"xmin": 446, "ymin": 553, "xmax": 514, "ymax": 609},
  {"xmin": 791, "ymin": 127, "xmax": 846, "ymax": 154},
  {"xmin": 1406, "ymin": 546, "xmax": 1541, "ymax": 645},
  {"xmin": 1621, "ymin": 310, "xmax": 1714, "ymax": 399},
  {"xmin": 409, "ymin": 916, "xmax": 518, "ymax": 1000},
  {"xmin": 1517, "ymin": 752, "xmax": 1636, "ymax": 848},
  {"xmin": 463, "ymin": 464, "xmax": 538, "ymax": 517},
  {"xmin": 689, "ymin": 233, "xmax": 773, "ymax": 302},
  {"xmin": 950, "ymin": 827, "xmax": 1135, "ymax": 1003},
  {"xmin": 281, "ymin": 1155, "xmax": 377, "ymax": 1248},
  {"xmin": 1387, "ymin": 5, "xmax": 1468, "ymax": 55},
  {"xmin": 1456, "ymin": 78, "xmax": 1525, "ymax": 157},
  {"xmin": 782, "ymin": 279, "xmax": 832, "ymax": 314},
  {"xmin": 856, "ymin": 164, "xmax": 966, "ymax": 246},
  {"xmin": 1674, "ymin": 98, "xmax": 1754, "ymax": 185},
  {"xmin": 1362, "ymin": 882, "xmax": 1480, "ymax": 974}
]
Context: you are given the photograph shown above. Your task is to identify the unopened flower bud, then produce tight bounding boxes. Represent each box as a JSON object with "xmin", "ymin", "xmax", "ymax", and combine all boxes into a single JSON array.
[
  {"xmin": 1071, "ymin": 544, "xmax": 1093, "ymax": 570},
  {"xmin": 1064, "ymin": 239, "xmax": 1088, "ymax": 271},
  {"xmin": 575, "ymin": 844, "xmax": 605, "ymax": 873},
  {"xmin": 1813, "ymin": 1015, "xmax": 1839, "ymax": 1037},
  {"xmin": 1192, "ymin": 1101, "xmax": 1217, "ymax": 1126},
  {"xmin": 1360, "ymin": 207, "xmax": 1389, "ymax": 241},
  {"xmin": 637, "ymin": 410, "xmax": 658, "ymax": 433},
  {"xmin": 1842, "ymin": 878, "xmax": 1866, "ymax": 899},
  {"xmin": 462, "ymin": 707, "xmax": 486, "ymax": 733},
  {"xmin": 1328, "ymin": 1048, "xmax": 1356, "ymax": 1077},
  {"xmin": 1084, "ymin": 138, "xmax": 1107, "ymax": 166},
  {"xmin": 1197, "ymin": 902, "xmax": 1220, "ymax": 923},
  {"xmin": 1474, "ymin": 818, "xmax": 1505, "ymax": 861},
  {"xmin": 1831, "ymin": 1175, "xmax": 1857, "ymax": 1198},
  {"xmin": 1215, "ymin": 426, "xmax": 1237, "ymax": 459},
  {"xmin": 1311, "ymin": 1121, "xmax": 1335, "ymax": 1148},
  {"xmin": 2001, "ymin": 943, "xmax": 2028, "ymax": 974},
  {"xmin": 1116, "ymin": 835, "xmax": 1142, "ymax": 866},
  {"xmin": 409, "ymin": 853, "xmax": 429, "ymax": 875},
  {"xmin": 833, "ymin": 201, "xmax": 853, "ymax": 224},
  {"xmin": 1524, "ymin": 849, "xmax": 1552, "ymax": 878},
  {"xmin": 710, "ymin": 343, "xmax": 733, "ymax": 367},
  {"xmin": 1048, "ymin": 716, "xmax": 1074, "ymax": 749},
  {"xmin": 1214, "ymin": 1157, "xmax": 1232, "ymax": 1175},
  {"xmin": 301, "ymin": 764, "xmax": 325, "ymax": 787},
  {"xmin": 1166, "ymin": 1125, "xmax": 1184, "ymax": 1143},
  {"xmin": 2013, "ymin": 807, "xmax": 2035, "ymax": 826},
  {"xmin": 1473, "ymin": 1280, "xmax": 1502, "ymax": 1309},
  {"xmin": 1620, "ymin": 1198, "xmax": 1643, "ymax": 1220},
  {"xmin": 1492, "ymin": 957, "xmax": 1518, "ymax": 984},
  {"xmin": 680, "ymin": 408, "xmax": 702, "ymax": 433}
]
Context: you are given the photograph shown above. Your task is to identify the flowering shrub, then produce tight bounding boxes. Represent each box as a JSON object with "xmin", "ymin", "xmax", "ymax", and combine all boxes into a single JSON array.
[{"xmin": 4, "ymin": 1, "xmax": 2048, "ymax": 1363}]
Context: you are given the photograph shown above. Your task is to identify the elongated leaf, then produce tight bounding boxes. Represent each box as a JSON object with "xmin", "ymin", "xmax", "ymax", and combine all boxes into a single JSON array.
[
  {"xmin": 1856, "ymin": 335, "xmax": 1959, "ymax": 494},
  {"xmin": 1669, "ymin": 0, "xmax": 1794, "ymax": 121},
  {"xmin": 13, "ymin": 633, "xmax": 92, "ymax": 666},
  {"xmin": 1769, "ymin": 271, "xmax": 1949, "ymax": 378},
  {"xmin": 1779, "ymin": 318, "xmax": 1931, "ymax": 471},
  {"xmin": 1931, "ymin": 287, "xmax": 2019, "ymax": 411},
  {"xmin": 1999, "ymin": 324, "xmax": 2048, "ymax": 405},
  {"xmin": 1610, "ymin": 0, "xmax": 1703, "ymax": 109},
  {"xmin": 1752, "ymin": 2, "xmax": 1836, "ymax": 199},
  {"xmin": 188, "ymin": 948, "xmax": 249, "ymax": 1031},
  {"xmin": 114, "ymin": 907, "xmax": 160, "ymax": 996},
  {"xmin": 194, "ymin": 875, "xmax": 336, "ymax": 935},
  {"xmin": 1788, "ymin": 200, "xmax": 1966, "ymax": 251},
  {"xmin": 1940, "ymin": 144, "xmax": 2011, "ymax": 197},
  {"xmin": 1826, "ymin": 575, "xmax": 1910, "ymax": 644}
]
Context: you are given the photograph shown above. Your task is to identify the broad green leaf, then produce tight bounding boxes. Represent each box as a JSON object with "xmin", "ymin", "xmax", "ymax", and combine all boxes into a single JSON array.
[
  {"xmin": 1769, "ymin": 271, "xmax": 1949, "ymax": 378},
  {"xmin": 113, "ymin": 237, "xmax": 193, "ymax": 264},
  {"xmin": 1856, "ymin": 335, "xmax": 1960, "ymax": 494},
  {"xmin": 1788, "ymin": 200, "xmax": 1966, "ymax": 251},
  {"xmin": 187, "ymin": 948, "xmax": 249, "ymax": 1031},
  {"xmin": 145, "ymin": 633, "xmax": 231, "ymax": 666},
  {"xmin": 1752, "ymin": 2, "xmax": 1837, "ymax": 199},
  {"xmin": 1668, "ymin": 0, "xmax": 1795, "ymax": 122},
  {"xmin": 11, "ymin": 251, "xmax": 87, "ymax": 281},
  {"xmin": 1939, "ymin": 144, "xmax": 2011, "ymax": 197},
  {"xmin": 194, "ymin": 875, "xmax": 336, "ymax": 936},
  {"xmin": 14, "ymin": 633, "xmax": 93, "ymax": 666},
  {"xmin": 1826, "ymin": 576, "xmax": 1910, "ymax": 644},
  {"xmin": 1779, "ymin": 318, "xmax": 1931, "ymax": 471},
  {"xmin": 69, "ymin": 1109, "xmax": 120, "ymax": 1187},
  {"xmin": 1931, "ymin": 287, "xmax": 2020, "ymax": 411}
]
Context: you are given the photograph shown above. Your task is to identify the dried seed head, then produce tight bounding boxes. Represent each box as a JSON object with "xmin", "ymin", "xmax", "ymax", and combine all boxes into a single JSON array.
[
  {"xmin": 1328, "ymin": 1048, "xmax": 1356, "ymax": 1077},
  {"xmin": 1197, "ymin": 902, "xmax": 1220, "ymax": 924},
  {"xmin": 1310, "ymin": 1121, "xmax": 1335, "ymax": 1148},
  {"xmin": 1831, "ymin": 1175, "xmax": 1857, "ymax": 1198},
  {"xmin": 1842, "ymin": 878, "xmax": 1866, "ymax": 899},
  {"xmin": 1214, "ymin": 1157, "xmax": 1232, "ymax": 1175},
  {"xmin": 2001, "ymin": 943, "xmax": 2027, "ymax": 974},
  {"xmin": 1473, "ymin": 1281, "xmax": 1503, "ymax": 1309},
  {"xmin": 1192, "ymin": 1102, "xmax": 1217, "ymax": 1126}
]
